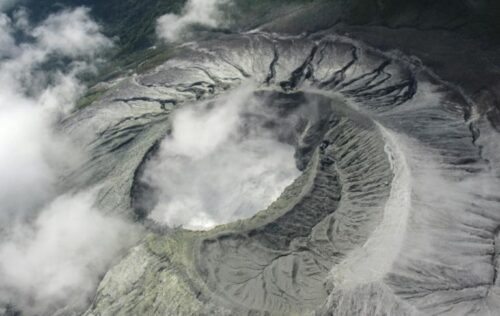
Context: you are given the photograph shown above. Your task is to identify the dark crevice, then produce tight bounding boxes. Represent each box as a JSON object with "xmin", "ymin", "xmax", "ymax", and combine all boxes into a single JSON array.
[
  {"xmin": 338, "ymin": 59, "xmax": 391, "ymax": 91},
  {"xmin": 491, "ymin": 226, "xmax": 500, "ymax": 287},
  {"xmin": 113, "ymin": 97, "xmax": 177, "ymax": 110},
  {"xmin": 341, "ymin": 60, "xmax": 392, "ymax": 94},
  {"xmin": 318, "ymin": 46, "xmax": 358, "ymax": 90},
  {"xmin": 130, "ymin": 139, "xmax": 164, "ymax": 221},
  {"xmin": 265, "ymin": 43, "xmax": 280, "ymax": 85},
  {"xmin": 280, "ymin": 45, "xmax": 319, "ymax": 92}
]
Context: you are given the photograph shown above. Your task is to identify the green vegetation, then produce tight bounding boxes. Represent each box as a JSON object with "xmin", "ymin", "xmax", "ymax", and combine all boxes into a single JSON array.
[
  {"xmin": 19, "ymin": 0, "xmax": 320, "ymax": 57},
  {"xmin": 19, "ymin": 0, "xmax": 185, "ymax": 55},
  {"xmin": 75, "ymin": 86, "xmax": 108, "ymax": 110},
  {"xmin": 13, "ymin": 0, "xmax": 500, "ymax": 64},
  {"xmin": 13, "ymin": 0, "xmax": 499, "ymax": 110}
]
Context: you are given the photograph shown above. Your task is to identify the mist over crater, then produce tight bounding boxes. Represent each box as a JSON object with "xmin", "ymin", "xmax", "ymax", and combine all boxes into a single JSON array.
[{"xmin": 137, "ymin": 86, "xmax": 303, "ymax": 230}]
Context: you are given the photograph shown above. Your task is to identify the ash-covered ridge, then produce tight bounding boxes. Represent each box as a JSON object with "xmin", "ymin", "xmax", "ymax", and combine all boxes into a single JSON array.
[{"xmin": 61, "ymin": 33, "xmax": 500, "ymax": 315}]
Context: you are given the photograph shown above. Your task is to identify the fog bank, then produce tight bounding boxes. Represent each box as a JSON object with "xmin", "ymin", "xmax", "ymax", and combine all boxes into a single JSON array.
[{"xmin": 0, "ymin": 7, "xmax": 139, "ymax": 315}]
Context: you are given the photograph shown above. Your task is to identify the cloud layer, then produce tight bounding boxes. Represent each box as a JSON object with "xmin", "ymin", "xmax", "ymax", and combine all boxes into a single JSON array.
[
  {"xmin": 0, "ymin": 7, "xmax": 138, "ymax": 315},
  {"xmin": 0, "ymin": 7, "xmax": 111, "ymax": 223},
  {"xmin": 0, "ymin": 191, "xmax": 137, "ymax": 315}
]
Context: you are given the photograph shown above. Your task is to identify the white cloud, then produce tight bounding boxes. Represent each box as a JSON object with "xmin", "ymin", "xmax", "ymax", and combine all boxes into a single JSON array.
[
  {"xmin": 0, "ymin": 8, "xmax": 137, "ymax": 315},
  {"xmin": 32, "ymin": 7, "xmax": 111, "ymax": 58},
  {"xmin": 143, "ymin": 83, "xmax": 300, "ymax": 230},
  {"xmin": 0, "ymin": 191, "xmax": 138, "ymax": 315},
  {"xmin": 156, "ymin": 0, "xmax": 229, "ymax": 42},
  {"xmin": 0, "ymin": 8, "xmax": 111, "ymax": 222},
  {"xmin": 0, "ymin": 13, "xmax": 17, "ymax": 58}
]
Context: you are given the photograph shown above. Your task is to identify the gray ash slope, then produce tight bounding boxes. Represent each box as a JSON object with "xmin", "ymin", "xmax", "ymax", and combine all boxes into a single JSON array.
[{"xmin": 57, "ymin": 31, "xmax": 500, "ymax": 315}]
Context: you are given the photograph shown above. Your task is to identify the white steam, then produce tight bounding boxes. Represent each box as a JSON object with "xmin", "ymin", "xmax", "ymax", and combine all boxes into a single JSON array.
[
  {"xmin": 143, "ymin": 84, "xmax": 300, "ymax": 230},
  {"xmin": 0, "ymin": 7, "xmax": 138, "ymax": 315},
  {"xmin": 156, "ymin": 0, "xmax": 229, "ymax": 42}
]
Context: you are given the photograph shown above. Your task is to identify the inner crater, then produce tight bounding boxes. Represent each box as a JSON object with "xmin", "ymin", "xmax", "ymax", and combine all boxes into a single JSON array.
[{"xmin": 133, "ymin": 86, "xmax": 333, "ymax": 230}]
